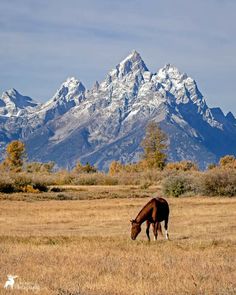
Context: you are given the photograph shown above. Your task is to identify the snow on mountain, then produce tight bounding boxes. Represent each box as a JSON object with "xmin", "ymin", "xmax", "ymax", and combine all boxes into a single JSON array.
[
  {"xmin": 154, "ymin": 64, "xmax": 222, "ymax": 129},
  {"xmin": 0, "ymin": 51, "xmax": 236, "ymax": 170},
  {"xmin": 0, "ymin": 89, "xmax": 39, "ymax": 117},
  {"xmin": 35, "ymin": 77, "xmax": 86, "ymax": 122}
]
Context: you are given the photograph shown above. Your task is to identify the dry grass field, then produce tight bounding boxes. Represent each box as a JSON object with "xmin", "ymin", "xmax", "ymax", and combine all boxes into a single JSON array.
[{"xmin": 0, "ymin": 187, "xmax": 235, "ymax": 294}]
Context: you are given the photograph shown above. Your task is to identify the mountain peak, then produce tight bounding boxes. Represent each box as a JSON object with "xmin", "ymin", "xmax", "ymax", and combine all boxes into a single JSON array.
[
  {"xmin": 54, "ymin": 77, "xmax": 86, "ymax": 100},
  {"xmin": 45, "ymin": 77, "xmax": 86, "ymax": 109},
  {"xmin": 119, "ymin": 50, "xmax": 148, "ymax": 71},
  {"xmin": 122, "ymin": 49, "xmax": 142, "ymax": 62},
  {"xmin": 0, "ymin": 88, "xmax": 38, "ymax": 116},
  {"xmin": 62, "ymin": 77, "xmax": 85, "ymax": 91},
  {"xmin": 160, "ymin": 63, "xmax": 183, "ymax": 77},
  {"xmin": 91, "ymin": 81, "xmax": 100, "ymax": 92},
  {"xmin": 226, "ymin": 111, "xmax": 236, "ymax": 123},
  {"xmin": 1, "ymin": 88, "xmax": 38, "ymax": 106},
  {"xmin": 156, "ymin": 64, "xmax": 192, "ymax": 84},
  {"xmin": 4, "ymin": 88, "xmax": 18, "ymax": 96},
  {"xmin": 36, "ymin": 77, "xmax": 86, "ymax": 123},
  {"xmin": 108, "ymin": 50, "xmax": 148, "ymax": 81}
]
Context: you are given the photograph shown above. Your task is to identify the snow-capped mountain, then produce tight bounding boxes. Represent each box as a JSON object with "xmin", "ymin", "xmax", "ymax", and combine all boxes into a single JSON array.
[
  {"xmin": 36, "ymin": 77, "xmax": 86, "ymax": 123},
  {"xmin": 0, "ymin": 89, "xmax": 39, "ymax": 117},
  {"xmin": 0, "ymin": 50, "xmax": 236, "ymax": 170}
]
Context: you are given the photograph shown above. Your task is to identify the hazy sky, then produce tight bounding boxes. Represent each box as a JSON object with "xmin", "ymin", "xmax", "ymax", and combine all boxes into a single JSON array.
[{"xmin": 0, "ymin": 0, "xmax": 235, "ymax": 114}]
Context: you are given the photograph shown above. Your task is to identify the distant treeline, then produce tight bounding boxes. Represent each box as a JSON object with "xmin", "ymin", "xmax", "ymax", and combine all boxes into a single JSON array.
[{"xmin": 0, "ymin": 122, "xmax": 236, "ymax": 197}]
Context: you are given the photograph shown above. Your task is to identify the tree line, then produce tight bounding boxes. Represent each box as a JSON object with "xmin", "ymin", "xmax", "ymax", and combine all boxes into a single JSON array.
[{"xmin": 1, "ymin": 121, "xmax": 236, "ymax": 174}]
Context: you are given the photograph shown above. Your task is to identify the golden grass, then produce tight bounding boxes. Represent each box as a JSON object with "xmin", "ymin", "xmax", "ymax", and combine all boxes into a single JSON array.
[
  {"xmin": 0, "ymin": 185, "xmax": 160, "ymax": 202},
  {"xmin": 0, "ymin": 193, "xmax": 235, "ymax": 294}
]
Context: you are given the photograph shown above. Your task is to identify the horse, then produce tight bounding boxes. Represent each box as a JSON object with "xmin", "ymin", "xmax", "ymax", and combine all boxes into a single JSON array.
[{"xmin": 130, "ymin": 197, "xmax": 169, "ymax": 241}]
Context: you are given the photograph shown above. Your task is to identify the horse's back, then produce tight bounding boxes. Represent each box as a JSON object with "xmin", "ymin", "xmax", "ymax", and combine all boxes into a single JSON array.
[
  {"xmin": 153, "ymin": 197, "xmax": 169, "ymax": 221},
  {"xmin": 153, "ymin": 197, "xmax": 169, "ymax": 207}
]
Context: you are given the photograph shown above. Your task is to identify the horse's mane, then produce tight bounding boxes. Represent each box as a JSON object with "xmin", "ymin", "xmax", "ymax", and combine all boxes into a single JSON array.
[{"xmin": 135, "ymin": 198, "xmax": 156, "ymax": 222}]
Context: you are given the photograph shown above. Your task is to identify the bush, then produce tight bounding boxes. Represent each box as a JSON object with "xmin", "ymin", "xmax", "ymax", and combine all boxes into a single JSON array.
[
  {"xmin": 33, "ymin": 182, "xmax": 48, "ymax": 192},
  {"xmin": 75, "ymin": 176, "xmax": 98, "ymax": 185},
  {"xmin": 0, "ymin": 173, "xmax": 49, "ymax": 193},
  {"xmin": 50, "ymin": 187, "xmax": 63, "ymax": 192},
  {"xmin": 73, "ymin": 161, "xmax": 97, "ymax": 174},
  {"xmin": 219, "ymin": 155, "xmax": 236, "ymax": 169},
  {"xmin": 72, "ymin": 173, "xmax": 119, "ymax": 186},
  {"xmin": 56, "ymin": 194, "xmax": 73, "ymax": 200},
  {"xmin": 0, "ymin": 180, "xmax": 15, "ymax": 193},
  {"xmin": 12, "ymin": 174, "xmax": 32, "ymax": 192},
  {"xmin": 165, "ymin": 161, "xmax": 198, "ymax": 171},
  {"xmin": 162, "ymin": 174, "xmax": 198, "ymax": 197},
  {"xmin": 200, "ymin": 169, "xmax": 236, "ymax": 196},
  {"xmin": 21, "ymin": 185, "xmax": 40, "ymax": 193}
]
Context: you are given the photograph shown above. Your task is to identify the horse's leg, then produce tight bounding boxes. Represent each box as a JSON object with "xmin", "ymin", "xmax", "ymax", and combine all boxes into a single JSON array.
[
  {"xmin": 158, "ymin": 222, "xmax": 163, "ymax": 236},
  {"xmin": 146, "ymin": 220, "xmax": 151, "ymax": 241},
  {"xmin": 152, "ymin": 222, "xmax": 158, "ymax": 241},
  {"xmin": 164, "ymin": 217, "xmax": 169, "ymax": 240}
]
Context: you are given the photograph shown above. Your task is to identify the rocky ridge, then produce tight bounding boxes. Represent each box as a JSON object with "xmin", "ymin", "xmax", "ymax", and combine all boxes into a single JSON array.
[{"xmin": 0, "ymin": 50, "xmax": 235, "ymax": 170}]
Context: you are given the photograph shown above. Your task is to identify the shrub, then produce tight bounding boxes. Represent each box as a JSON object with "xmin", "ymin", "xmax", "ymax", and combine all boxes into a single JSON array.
[
  {"xmin": 200, "ymin": 169, "xmax": 236, "ymax": 196},
  {"xmin": 12, "ymin": 174, "xmax": 32, "ymax": 191},
  {"xmin": 50, "ymin": 187, "xmax": 63, "ymax": 192},
  {"xmin": 219, "ymin": 155, "xmax": 236, "ymax": 169},
  {"xmin": 109, "ymin": 161, "xmax": 124, "ymax": 175},
  {"xmin": 162, "ymin": 174, "xmax": 198, "ymax": 197},
  {"xmin": 56, "ymin": 194, "xmax": 74, "ymax": 200},
  {"xmin": 6, "ymin": 173, "xmax": 48, "ymax": 193},
  {"xmin": 207, "ymin": 163, "xmax": 217, "ymax": 170},
  {"xmin": 102, "ymin": 176, "xmax": 118, "ymax": 185},
  {"xmin": 165, "ymin": 161, "xmax": 199, "ymax": 171},
  {"xmin": 0, "ymin": 179, "xmax": 15, "ymax": 193},
  {"xmin": 73, "ymin": 161, "xmax": 97, "ymax": 174},
  {"xmin": 53, "ymin": 171, "xmax": 74, "ymax": 185},
  {"xmin": 32, "ymin": 182, "xmax": 48, "ymax": 192},
  {"xmin": 72, "ymin": 172, "xmax": 119, "ymax": 186},
  {"xmin": 21, "ymin": 185, "xmax": 40, "ymax": 193},
  {"xmin": 26, "ymin": 161, "xmax": 55, "ymax": 173}
]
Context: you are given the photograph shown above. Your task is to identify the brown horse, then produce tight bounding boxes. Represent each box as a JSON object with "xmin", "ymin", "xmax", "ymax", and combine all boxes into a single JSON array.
[{"xmin": 130, "ymin": 197, "xmax": 169, "ymax": 241}]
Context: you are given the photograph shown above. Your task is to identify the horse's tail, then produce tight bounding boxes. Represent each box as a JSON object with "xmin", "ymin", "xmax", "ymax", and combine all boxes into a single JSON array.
[{"xmin": 158, "ymin": 223, "xmax": 163, "ymax": 236}]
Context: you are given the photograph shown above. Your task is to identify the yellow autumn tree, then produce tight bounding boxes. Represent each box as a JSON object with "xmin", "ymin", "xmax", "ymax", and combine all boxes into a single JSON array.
[
  {"xmin": 219, "ymin": 155, "xmax": 236, "ymax": 169},
  {"xmin": 141, "ymin": 122, "xmax": 168, "ymax": 170},
  {"xmin": 3, "ymin": 140, "xmax": 26, "ymax": 172},
  {"xmin": 108, "ymin": 161, "xmax": 123, "ymax": 175}
]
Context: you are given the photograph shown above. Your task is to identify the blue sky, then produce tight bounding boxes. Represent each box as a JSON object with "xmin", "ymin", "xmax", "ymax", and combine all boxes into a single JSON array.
[{"xmin": 0, "ymin": 0, "xmax": 235, "ymax": 114}]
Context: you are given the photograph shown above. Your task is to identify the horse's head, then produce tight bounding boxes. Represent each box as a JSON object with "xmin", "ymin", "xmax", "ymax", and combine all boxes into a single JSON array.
[{"xmin": 130, "ymin": 219, "xmax": 141, "ymax": 240}]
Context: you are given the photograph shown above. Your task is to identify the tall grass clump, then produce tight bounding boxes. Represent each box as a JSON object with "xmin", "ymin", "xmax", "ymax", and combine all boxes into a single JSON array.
[{"xmin": 72, "ymin": 172, "xmax": 119, "ymax": 185}]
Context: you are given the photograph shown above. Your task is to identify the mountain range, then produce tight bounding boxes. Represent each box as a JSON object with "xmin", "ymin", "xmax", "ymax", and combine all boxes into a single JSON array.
[{"xmin": 1, "ymin": 50, "xmax": 236, "ymax": 170}]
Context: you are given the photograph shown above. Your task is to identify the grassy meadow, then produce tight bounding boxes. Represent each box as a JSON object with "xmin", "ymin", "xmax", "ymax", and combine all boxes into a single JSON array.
[{"xmin": 0, "ymin": 186, "xmax": 235, "ymax": 294}]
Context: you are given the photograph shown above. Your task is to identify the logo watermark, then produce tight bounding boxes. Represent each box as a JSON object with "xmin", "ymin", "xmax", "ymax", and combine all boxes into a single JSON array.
[{"xmin": 3, "ymin": 275, "xmax": 40, "ymax": 292}]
